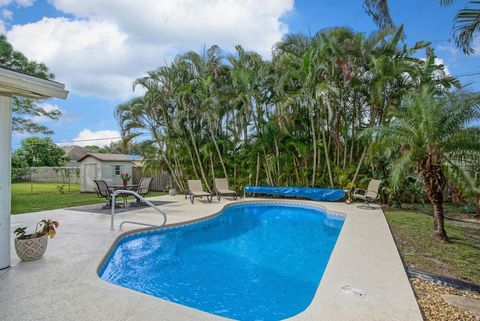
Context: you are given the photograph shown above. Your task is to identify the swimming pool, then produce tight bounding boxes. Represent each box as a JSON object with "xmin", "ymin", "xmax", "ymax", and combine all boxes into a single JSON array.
[{"xmin": 99, "ymin": 202, "xmax": 344, "ymax": 321}]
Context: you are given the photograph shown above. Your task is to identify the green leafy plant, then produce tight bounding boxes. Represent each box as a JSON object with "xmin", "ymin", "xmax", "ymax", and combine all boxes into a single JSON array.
[
  {"xmin": 14, "ymin": 219, "xmax": 60, "ymax": 240},
  {"xmin": 56, "ymin": 184, "xmax": 65, "ymax": 194},
  {"xmin": 120, "ymin": 172, "xmax": 131, "ymax": 181}
]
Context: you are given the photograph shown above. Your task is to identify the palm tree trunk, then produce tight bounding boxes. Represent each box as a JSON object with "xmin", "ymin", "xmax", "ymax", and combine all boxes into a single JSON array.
[
  {"xmin": 321, "ymin": 128, "xmax": 334, "ymax": 187},
  {"xmin": 352, "ymin": 144, "xmax": 368, "ymax": 185},
  {"xmin": 187, "ymin": 124, "xmax": 211, "ymax": 192},
  {"xmin": 274, "ymin": 139, "xmax": 280, "ymax": 184},
  {"xmin": 186, "ymin": 144, "xmax": 199, "ymax": 179},
  {"xmin": 255, "ymin": 153, "xmax": 260, "ymax": 186},
  {"xmin": 309, "ymin": 110, "xmax": 317, "ymax": 187},
  {"xmin": 209, "ymin": 151, "xmax": 215, "ymax": 180},
  {"xmin": 208, "ymin": 124, "xmax": 228, "ymax": 179},
  {"xmin": 421, "ymin": 166, "xmax": 449, "ymax": 241}
]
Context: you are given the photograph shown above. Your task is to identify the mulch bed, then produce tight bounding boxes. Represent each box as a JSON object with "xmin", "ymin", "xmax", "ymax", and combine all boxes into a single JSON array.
[{"xmin": 410, "ymin": 278, "xmax": 480, "ymax": 321}]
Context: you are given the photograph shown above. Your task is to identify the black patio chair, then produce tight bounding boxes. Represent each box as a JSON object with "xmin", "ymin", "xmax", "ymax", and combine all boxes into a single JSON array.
[{"xmin": 93, "ymin": 179, "xmax": 118, "ymax": 209}]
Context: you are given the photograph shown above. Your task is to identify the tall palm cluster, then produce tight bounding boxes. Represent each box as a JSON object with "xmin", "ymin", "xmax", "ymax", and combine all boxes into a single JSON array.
[{"xmin": 115, "ymin": 27, "xmax": 460, "ymax": 194}]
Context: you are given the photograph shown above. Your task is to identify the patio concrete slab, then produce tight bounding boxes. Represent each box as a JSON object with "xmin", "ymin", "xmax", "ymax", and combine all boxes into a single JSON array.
[{"xmin": 0, "ymin": 196, "xmax": 422, "ymax": 321}]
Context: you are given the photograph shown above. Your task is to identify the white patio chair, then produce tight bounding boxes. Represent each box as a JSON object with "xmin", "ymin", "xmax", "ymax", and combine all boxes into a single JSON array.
[{"xmin": 352, "ymin": 179, "xmax": 382, "ymax": 209}]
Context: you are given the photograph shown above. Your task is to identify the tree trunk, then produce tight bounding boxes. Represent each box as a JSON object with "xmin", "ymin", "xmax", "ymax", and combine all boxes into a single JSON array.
[
  {"xmin": 188, "ymin": 124, "xmax": 211, "ymax": 192},
  {"xmin": 209, "ymin": 151, "xmax": 215, "ymax": 180},
  {"xmin": 309, "ymin": 107, "xmax": 317, "ymax": 187},
  {"xmin": 421, "ymin": 165, "xmax": 449, "ymax": 241},
  {"xmin": 274, "ymin": 139, "xmax": 280, "ymax": 185},
  {"xmin": 255, "ymin": 153, "xmax": 260, "ymax": 186},
  {"xmin": 186, "ymin": 144, "xmax": 199, "ymax": 179},
  {"xmin": 321, "ymin": 128, "xmax": 334, "ymax": 187},
  {"xmin": 352, "ymin": 144, "xmax": 368, "ymax": 185},
  {"xmin": 208, "ymin": 124, "xmax": 228, "ymax": 179}
]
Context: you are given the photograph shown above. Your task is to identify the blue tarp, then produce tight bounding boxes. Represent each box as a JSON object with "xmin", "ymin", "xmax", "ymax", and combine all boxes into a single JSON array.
[{"xmin": 244, "ymin": 186, "xmax": 345, "ymax": 202}]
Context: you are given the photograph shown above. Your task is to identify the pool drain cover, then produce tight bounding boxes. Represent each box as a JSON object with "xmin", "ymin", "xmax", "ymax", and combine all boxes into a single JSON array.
[{"xmin": 341, "ymin": 285, "xmax": 367, "ymax": 297}]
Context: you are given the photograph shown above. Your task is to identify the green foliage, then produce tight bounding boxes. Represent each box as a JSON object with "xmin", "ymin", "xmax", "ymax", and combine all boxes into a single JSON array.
[
  {"xmin": 14, "ymin": 219, "xmax": 59, "ymax": 239},
  {"xmin": 0, "ymin": 34, "xmax": 61, "ymax": 134},
  {"xmin": 13, "ymin": 137, "xmax": 69, "ymax": 167},
  {"xmin": 56, "ymin": 184, "xmax": 66, "ymax": 194},
  {"xmin": 116, "ymin": 27, "xmax": 459, "ymax": 194},
  {"xmin": 369, "ymin": 88, "xmax": 480, "ymax": 196},
  {"xmin": 83, "ymin": 140, "xmax": 150, "ymax": 154},
  {"xmin": 364, "ymin": 0, "xmax": 480, "ymax": 55}
]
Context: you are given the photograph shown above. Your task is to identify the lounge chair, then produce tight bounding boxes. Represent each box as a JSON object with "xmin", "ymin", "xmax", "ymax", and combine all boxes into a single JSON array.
[
  {"xmin": 213, "ymin": 178, "xmax": 238, "ymax": 201},
  {"xmin": 352, "ymin": 179, "xmax": 382, "ymax": 209},
  {"xmin": 131, "ymin": 177, "xmax": 153, "ymax": 207},
  {"xmin": 185, "ymin": 180, "xmax": 212, "ymax": 204}
]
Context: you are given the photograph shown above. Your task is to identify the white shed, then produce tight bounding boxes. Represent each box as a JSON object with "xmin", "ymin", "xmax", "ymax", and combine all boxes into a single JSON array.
[{"xmin": 78, "ymin": 153, "xmax": 134, "ymax": 192}]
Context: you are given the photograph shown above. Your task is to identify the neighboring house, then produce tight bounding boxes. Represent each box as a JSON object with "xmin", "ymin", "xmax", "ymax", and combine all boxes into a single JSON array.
[
  {"xmin": 61, "ymin": 145, "xmax": 89, "ymax": 167},
  {"xmin": 78, "ymin": 153, "xmax": 134, "ymax": 192}
]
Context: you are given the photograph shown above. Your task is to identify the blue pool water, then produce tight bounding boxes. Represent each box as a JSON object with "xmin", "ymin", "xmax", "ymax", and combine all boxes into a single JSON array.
[{"xmin": 99, "ymin": 203, "xmax": 344, "ymax": 321}]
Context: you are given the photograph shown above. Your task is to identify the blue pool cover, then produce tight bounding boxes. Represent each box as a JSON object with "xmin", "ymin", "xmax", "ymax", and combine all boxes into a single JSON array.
[{"xmin": 244, "ymin": 186, "xmax": 345, "ymax": 202}]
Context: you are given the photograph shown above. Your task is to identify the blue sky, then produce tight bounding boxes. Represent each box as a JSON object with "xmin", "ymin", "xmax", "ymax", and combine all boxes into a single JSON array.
[{"xmin": 4, "ymin": 0, "xmax": 480, "ymax": 149}]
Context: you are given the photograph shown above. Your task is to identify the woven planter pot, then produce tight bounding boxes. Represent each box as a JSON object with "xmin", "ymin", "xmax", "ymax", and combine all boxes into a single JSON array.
[{"xmin": 14, "ymin": 234, "xmax": 48, "ymax": 261}]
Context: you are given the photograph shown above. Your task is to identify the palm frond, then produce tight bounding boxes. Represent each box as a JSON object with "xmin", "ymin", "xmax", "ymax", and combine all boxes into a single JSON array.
[
  {"xmin": 364, "ymin": 0, "xmax": 394, "ymax": 29},
  {"xmin": 453, "ymin": 1, "xmax": 480, "ymax": 54},
  {"xmin": 389, "ymin": 150, "xmax": 414, "ymax": 190},
  {"xmin": 440, "ymin": 0, "xmax": 455, "ymax": 6},
  {"xmin": 443, "ymin": 161, "xmax": 479, "ymax": 196}
]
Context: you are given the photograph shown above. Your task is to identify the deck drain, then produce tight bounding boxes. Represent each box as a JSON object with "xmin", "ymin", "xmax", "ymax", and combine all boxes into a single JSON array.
[{"xmin": 341, "ymin": 285, "xmax": 367, "ymax": 297}]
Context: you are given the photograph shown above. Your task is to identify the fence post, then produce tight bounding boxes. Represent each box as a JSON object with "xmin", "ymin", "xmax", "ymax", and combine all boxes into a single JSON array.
[{"xmin": 30, "ymin": 168, "xmax": 33, "ymax": 194}]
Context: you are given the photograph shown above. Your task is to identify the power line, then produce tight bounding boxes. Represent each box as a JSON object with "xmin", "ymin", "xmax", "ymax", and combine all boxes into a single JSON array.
[
  {"xmin": 453, "ymin": 71, "xmax": 480, "ymax": 77},
  {"xmin": 12, "ymin": 133, "xmax": 149, "ymax": 147}
]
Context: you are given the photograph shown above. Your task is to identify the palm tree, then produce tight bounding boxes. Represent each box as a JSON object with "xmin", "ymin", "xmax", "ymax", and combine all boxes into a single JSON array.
[
  {"xmin": 364, "ymin": 0, "xmax": 480, "ymax": 54},
  {"xmin": 367, "ymin": 87, "xmax": 480, "ymax": 241}
]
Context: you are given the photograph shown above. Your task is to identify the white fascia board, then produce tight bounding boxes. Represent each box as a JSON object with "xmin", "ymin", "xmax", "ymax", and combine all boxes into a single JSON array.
[{"xmin": 0, "ymin": 68, "xmax": 68, "ymax": 99}]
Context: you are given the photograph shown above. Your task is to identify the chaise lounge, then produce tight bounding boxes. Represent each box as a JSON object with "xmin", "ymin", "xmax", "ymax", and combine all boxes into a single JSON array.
[
  {"xmin": 213, "ymin": 178, "xmax": 238, "ymax": 201},
  {"xmin": 185, "ymin": 180, "xmax": 213, "ymax": 204}
]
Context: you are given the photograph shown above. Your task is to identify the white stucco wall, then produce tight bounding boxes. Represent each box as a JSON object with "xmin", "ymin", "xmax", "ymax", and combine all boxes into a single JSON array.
[{"xmin": 79, "ymin": 156, "xmax": 133, "ymax": 192}]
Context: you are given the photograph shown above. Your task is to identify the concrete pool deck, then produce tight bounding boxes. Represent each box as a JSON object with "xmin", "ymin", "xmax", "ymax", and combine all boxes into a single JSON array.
[{"xmin": 0, "ymin": 195, "xmax": 423, "ymax": 321}]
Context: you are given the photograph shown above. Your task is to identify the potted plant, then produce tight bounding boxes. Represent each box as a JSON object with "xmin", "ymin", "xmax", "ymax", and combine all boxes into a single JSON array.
[
  {"xmin": 120, "ymin": 172, "xmax": 131, "ymax": 187},
  {"xmin": 14, "ymin": 219, "xmax": 59, "ymax": 262},
  {"xmin": 166, "ymin": 182, "xmax": 176, "ymax": 196}
]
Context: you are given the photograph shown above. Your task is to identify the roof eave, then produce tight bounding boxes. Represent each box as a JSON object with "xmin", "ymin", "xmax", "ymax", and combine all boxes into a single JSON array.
[{"xmin": 0, "ymin": 68, "xmax": 69, "ymax": 99}]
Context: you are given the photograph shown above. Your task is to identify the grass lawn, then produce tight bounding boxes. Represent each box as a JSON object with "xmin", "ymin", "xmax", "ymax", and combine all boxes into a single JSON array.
[
  {"xmin": 12, "ymin": 182, "xmax": 166, "ymax": 214},
  {"xmin": 384, "ymin": 207, "xmax": 480, "ymax": 284}
]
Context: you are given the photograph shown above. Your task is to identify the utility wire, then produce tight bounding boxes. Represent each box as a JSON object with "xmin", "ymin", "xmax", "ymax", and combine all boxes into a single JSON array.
[
  {"xmin": 453, "ymin": 71, "xmax": 480, "ymax": 77},
  {"xmin": 12, "ymin": 133, "xmax": 149, "ymax": 147}
]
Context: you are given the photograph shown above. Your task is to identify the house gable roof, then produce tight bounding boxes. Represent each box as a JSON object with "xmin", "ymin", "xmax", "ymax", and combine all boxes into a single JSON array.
[{"xmin": 77, "ymin": 153, "xmax": 134, "ymax": 162}]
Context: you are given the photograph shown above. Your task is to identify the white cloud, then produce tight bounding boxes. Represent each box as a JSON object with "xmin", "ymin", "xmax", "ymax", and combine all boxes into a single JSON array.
[
  {"xmin": 2, "ymin": 9, "xmax": 12, "ymax": 20},
  {"xmin": 61, "ymin": 128, "xmax": 121, "ymax": 147},
  {"xmin": 434, "ymin": 58, "xmax": 451, "ymax": 76},
  {"xmin": 7, "ymin": 18, "xmax": 140, "ymax": 99},
  {"xmin": 33, "ymin": 102, "xmax": 63, "ymax": 123},
  {"xmin": 6, "ymin": 0, "xmax": 293, "ymax": 99},
  {"xmin": 437, "ymin": 44, "xmax": 458, "ymax": 57},
  {"xmin": 0, "ymin": 0, "xmax": 35, "ymax": 7},
  {"xmin": 15, "ymin": 0, "xmax": 35, "ymax": 7},
  {"xmin": 420, "ymin": 57, "xmax": 451, "ymax": 77}
]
